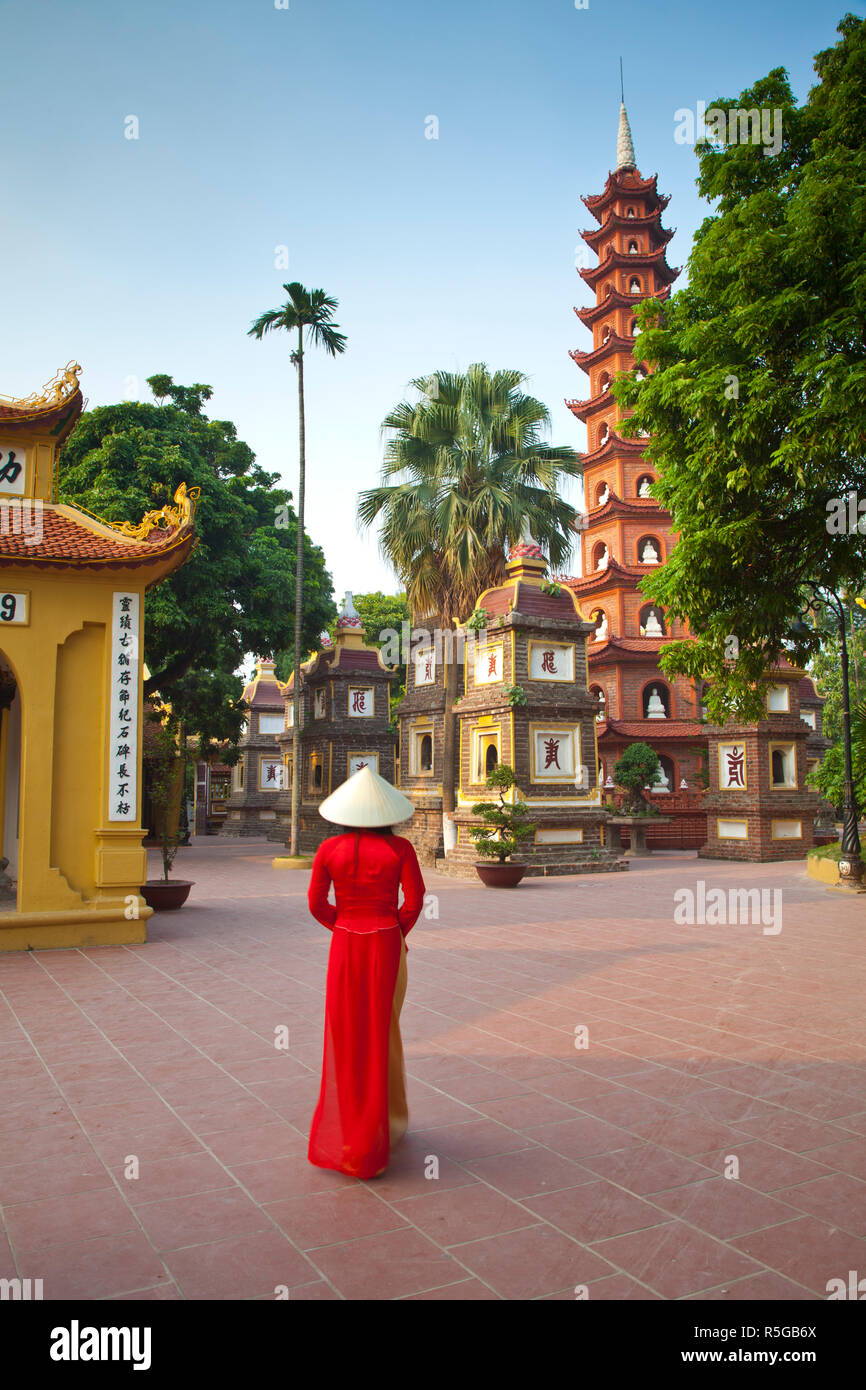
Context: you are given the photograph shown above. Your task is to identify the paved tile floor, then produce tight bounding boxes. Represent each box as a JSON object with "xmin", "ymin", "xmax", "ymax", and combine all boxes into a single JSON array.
[{"xmin": 1, "ymin": 841, "xmax": 864, "ymax": 1300}]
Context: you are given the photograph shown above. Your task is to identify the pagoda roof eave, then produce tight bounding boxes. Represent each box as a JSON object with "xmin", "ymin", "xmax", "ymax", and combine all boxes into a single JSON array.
[
  {"xmin": 575, "ymin": 284, "xmax": 670, "ymax": 328},
  {"xmin": 582, "ymin": 171, "xmax": 670, "ymax": 222},
  {"xmin": 579, "ymin": 248, "xmax": 679, "ymax": 290},
  {"xmin": 576, "ymin": 431, "xmax": 651, "ymax": 464},
  {"xmin": 581, "ymin": 214, "xmax": 675, "ymax": 250},
  {"xmin": 588, "ymin": 636, "xmax": 677, "ymax": 663},
  {"xmin": 0, "ymin": 489, "xmax": 199, "ymax": 572},
  {"xmin": 586, "ymin": 493, "xmax": 671, "ymax": 521},
  {"xmin": 599, "ymin": 717, "xmax": 705, "ymax": 740},
  {"xmin": 0, "ymin": 363, "xmax": 84, "ymax": 445},
  {"xmin": 568, "ymin": 334, "xmax": 639, "ymax": 373}
]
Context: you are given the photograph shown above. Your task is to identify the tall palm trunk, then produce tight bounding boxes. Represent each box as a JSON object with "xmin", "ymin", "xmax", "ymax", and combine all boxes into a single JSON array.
[
  {"xmin": 290, "ymin": 328, "xmax": 305, "ymax": 856},
  {"xmin": 442, "ymin": 655, "xmax": 457, "ymax": 813}
]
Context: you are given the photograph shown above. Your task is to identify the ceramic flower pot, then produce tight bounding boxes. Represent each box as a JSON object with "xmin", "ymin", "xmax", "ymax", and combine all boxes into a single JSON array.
[
  {"xmin": 474, "ymin": 863, "xmax": 526, "ymax": 888},
  {"xmin": 141, "ymin": 880, "xmax": 194, "ymax": 911}
]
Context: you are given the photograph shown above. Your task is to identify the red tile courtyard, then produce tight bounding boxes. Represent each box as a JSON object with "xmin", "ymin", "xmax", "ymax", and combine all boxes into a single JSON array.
[{"xmin": 1, "ymin": 841, "xmax": 865, "ymax": 1301}]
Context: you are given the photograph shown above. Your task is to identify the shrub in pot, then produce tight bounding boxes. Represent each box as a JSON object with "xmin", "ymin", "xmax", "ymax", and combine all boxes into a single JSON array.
[
  {"xmin": 141, "ymin": 712, "xmax": 194, "ymax": 910},
  {"xmin": 612, "ymin": 742, "xmax": 662, "ymax": 815},
  {"xmin": 470, "ymin": 763, "xmax": 536, "ymax": 887}
]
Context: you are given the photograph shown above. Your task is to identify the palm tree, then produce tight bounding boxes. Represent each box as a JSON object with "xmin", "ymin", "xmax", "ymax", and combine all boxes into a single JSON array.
[
  {"xmin": 249, "ymin": 282, "xmax": 347, "ymax": 858},
  {"xmin": 358, "ymin": 363, "xmax": 580, "ymax": 813}
]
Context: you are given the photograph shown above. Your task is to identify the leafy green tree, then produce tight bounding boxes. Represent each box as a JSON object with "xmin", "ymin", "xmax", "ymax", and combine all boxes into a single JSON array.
[
  {"xmin": 358, "ymin": 363, "xmax": 580, "ymax": 810},
  {"xmin": 809, "ymin": 732, "xmax": 866, "ymax": 817},
  {"xmin": 470, "ymin": 764, "xmax": 536, "ymax": 863},
  {"xmin": 249, "ymin": 283, "xmax": 347, "ymax": 857},
  {"xmin": 613, "ymin": 743, "xmax": 662, "ymax": 815},
  {"xmin": 59, "ymin": 376, "xmax": 335, "ymax": 743},
  {"xmin": 808, "ymin": 597, "xmax": 866, "ymax": 739},
  {"xmin": 613, "ymin": 15, "xmax": 866, "ymax": 725}
]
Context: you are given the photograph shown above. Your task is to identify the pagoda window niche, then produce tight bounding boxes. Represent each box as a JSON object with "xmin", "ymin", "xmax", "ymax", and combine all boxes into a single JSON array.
[
  {"xmin": 643, "ymin": 682, "xmax": 671, "ymax": 719},
  {"xmin": 770, "ymin": 743, "xmax": 797, "ymax": 789},
  {"xmin": 636, "ymin": 473, "xmax": 654, "ymax": 497},
  {"xmin": 597, "ymin": 422, "xmax": 609, "ymax": 446},
  {"xmin": 639, "ymin": 604, "xmax": 666, "ymax": 637},
  {"xmin": 410, "ymin": 727, "xmax": 434, "ymax": 775},
  {"xmin": 628, "ymin": 276, "xmax": 641, "ymax": 295},
  {"xmin": 592, "ymin": 542, "xmax": 609, "ymax": 572},
  {"xmin": 649, "ymin": 753, "xmax": 675, "ymax": 794},
  {"xmin": 626, "ymin": 206, "xmax": 636, "ymax": 218},
  {"xmin": 590, "ymin": 608, "xmax": 608, "ymax": 642},
  {"xmin": 630, "ymin": 319, "xmax": 640, "ymax": 337},
  {"xmin": 595, "ymin": 480, "xmax": 610, "ymax": 505},
  {"xmin": 601, "ymin": 325, "xmax": 612, "ymax": 344},
  {"xmin": 627, "ymin": 239, "xmax": 639, "ymax": 254},
  {"xmin": 590, "ymin": 685, "xmax": 606, "ymax": 721},
  {"xmin": 598, "ymin": 372, "xmax": 611, "ymax": 393},
  {"xmin": 637, "ymin": 535, "xmax": 662, "ymax": 564},
  {"xmin": 472, "ymin": 729, "xmax": 500, "ymax": 783}
]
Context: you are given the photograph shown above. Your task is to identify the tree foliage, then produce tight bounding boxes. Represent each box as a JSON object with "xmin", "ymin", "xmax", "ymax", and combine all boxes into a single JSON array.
[
  {"xmin": 809, "ymin": 698, "xmax": 866, "ymax": 812},
  {"xmin": 358, "ymin": 363, "xmax": 580, "ymax": 627},
  {"xmin": 808, "ymin": 598, "xmax": 866, "ymax": 739},
  {"xmin": 59, "ymin": 375, "xmax": 335, "ymax": 742},
  {"xmin": 613, "ymin": 15, "xmax": 866, "ymax": 723},
  {"xmin": 470, "ymin": 764, "xmax": 536, "ymax": 863},
  {"xmin": 358, "ymin": 363, "xmax": 581, "ymax": 809},
  {"xmin": 613, "ymin": 743, "xmax": 662, "ymax": 814}
]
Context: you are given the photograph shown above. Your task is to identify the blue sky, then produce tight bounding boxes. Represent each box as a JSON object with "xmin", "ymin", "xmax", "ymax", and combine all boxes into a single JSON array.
[{"xmin": 1, "ymin": 0, "xmax": 855, "ymax": 602}]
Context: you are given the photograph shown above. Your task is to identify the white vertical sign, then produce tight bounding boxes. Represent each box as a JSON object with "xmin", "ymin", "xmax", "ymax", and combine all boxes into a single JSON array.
[{"xmin": 108, "ymin": 591, "xmax": 140, "ymax": 821}]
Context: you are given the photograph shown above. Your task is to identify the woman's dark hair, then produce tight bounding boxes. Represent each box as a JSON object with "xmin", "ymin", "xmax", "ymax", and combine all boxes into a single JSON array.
[{"xmin": 335, "ymin": 824, "xmax": 393, "ymax": 835}]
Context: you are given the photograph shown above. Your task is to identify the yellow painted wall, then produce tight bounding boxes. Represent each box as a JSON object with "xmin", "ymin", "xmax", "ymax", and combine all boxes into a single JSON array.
[{"xmin": 0, "ymin": 563, "xmax": 179, "ymax": 948}]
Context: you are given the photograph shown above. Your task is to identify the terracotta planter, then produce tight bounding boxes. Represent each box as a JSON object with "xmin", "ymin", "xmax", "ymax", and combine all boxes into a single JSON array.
[
  {"xmin": 474, "ymin": 863, "xmax": 526, "ymax": 888},
  {"xmin": 141, "ymin": 880, "xmax": 194, "ymax": 911}
]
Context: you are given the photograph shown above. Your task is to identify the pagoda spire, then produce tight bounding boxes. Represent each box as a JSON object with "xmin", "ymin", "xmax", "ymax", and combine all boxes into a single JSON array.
[{"xmin": 616, "ymin": 101, "xmax": 636, "ymax": 172}]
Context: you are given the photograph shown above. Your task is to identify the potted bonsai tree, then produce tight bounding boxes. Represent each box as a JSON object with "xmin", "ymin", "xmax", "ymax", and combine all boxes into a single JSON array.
[
  {"xmin": 141, "ymin": 711, "xmax": 195, "ymax": 910},
  {"xmin": 470, "ymin": 763, "xmax": 536, "ymax": 887},
  {"xmin": 612, "ymin": 741, "xmax": 662, "ymax": 815}
]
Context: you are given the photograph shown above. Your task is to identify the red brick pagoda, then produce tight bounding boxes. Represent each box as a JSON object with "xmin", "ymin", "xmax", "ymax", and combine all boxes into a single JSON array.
[{"xmin": 563, "ymin": 104, "xmax": 708, "ymax": 848}]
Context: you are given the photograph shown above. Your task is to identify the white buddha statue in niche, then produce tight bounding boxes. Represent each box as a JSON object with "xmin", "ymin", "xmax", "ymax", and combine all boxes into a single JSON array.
[
  {"xmin": 640, "ymin": 538, "xmax": 660, "ymax": 563},
  {"xmin": 644, "ymin": 608, "xmax": 663, "ymax": 637},
  {"xmin": 638, "ymin": 476, "xmax": 652, "ymax": 497},
  {"xmin": 646, "ymin": 686, "xmax": 667, "ymax": 719},
  {"xmin": 595, "ymin": 544, "xmax": 609, "ymax": 571},
  {"xmin": 652, "ymin": 762, "xmax": 671, "ymax": 792},
  {"xmin": 594, "ymin": 611, "xmax": 608, "ymax": 641},
  {"xmin": 598, "ymin": 483, "xmax": 609, "ymax": 506}
]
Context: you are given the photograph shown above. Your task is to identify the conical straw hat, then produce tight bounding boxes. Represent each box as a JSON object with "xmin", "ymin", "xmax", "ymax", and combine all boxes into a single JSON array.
[{"xmin": 317, "ymin": 764, "xmax": 415, "ymax": 827}]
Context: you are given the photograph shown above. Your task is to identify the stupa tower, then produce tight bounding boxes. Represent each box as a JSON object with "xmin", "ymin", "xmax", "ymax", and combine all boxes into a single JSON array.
[{"xmin": 563, "ymin": 105, "xmax": 708, "ymax": 845}]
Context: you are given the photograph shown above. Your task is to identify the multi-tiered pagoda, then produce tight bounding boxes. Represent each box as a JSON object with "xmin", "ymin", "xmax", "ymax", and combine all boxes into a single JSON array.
[{"xmin": 563, "ymin": 105, "xmax": 709, "ymax": 848}]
